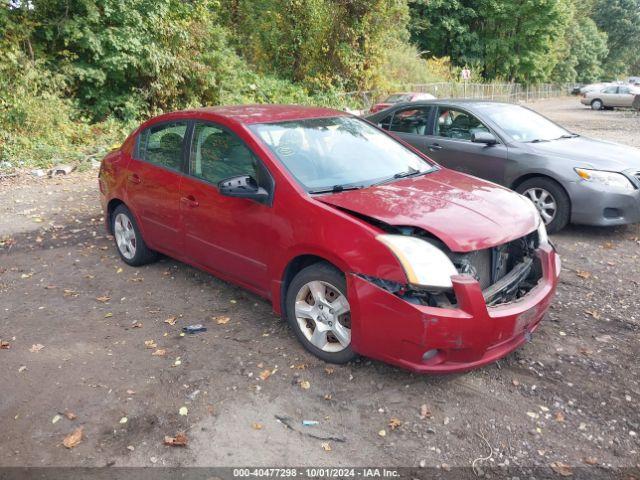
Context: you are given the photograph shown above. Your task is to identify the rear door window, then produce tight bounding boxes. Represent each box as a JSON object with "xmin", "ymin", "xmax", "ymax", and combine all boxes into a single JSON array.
[
  {"xmin": 388, "ymin": 107, "xmax": 432, "ymax": 135},
  {"xmin": 138, "ymin": 121, "xmax": 188, "ymax": 171}
]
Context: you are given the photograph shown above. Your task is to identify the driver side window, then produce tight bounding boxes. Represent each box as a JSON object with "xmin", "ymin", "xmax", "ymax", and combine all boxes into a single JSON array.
[
  {"xmin": 190, "ymin": 123, "xmax": 258, "ymax": 185},
  {"xmin": 435, "ymin": 107, "xmax": 489, "ymax": 141}
]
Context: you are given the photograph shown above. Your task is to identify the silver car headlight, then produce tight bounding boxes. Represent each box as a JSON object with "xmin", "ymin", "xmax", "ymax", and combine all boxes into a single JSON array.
[
  {"xmin": 377, "ymin": 234, "xmax": 458, "ymax": 289},
  {"xmin": 574, "ymin": 168, "xmax": 634, "ymax": 191}
]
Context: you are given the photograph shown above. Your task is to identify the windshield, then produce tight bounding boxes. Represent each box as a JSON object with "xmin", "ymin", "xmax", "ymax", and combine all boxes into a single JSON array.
[
  {"xmin": 478, "ymin": 104, "xmax": 569, "ymax": 142},
  {"xmin": 250, "ymin": 116, "xmax": 435, "ymax": 192}
]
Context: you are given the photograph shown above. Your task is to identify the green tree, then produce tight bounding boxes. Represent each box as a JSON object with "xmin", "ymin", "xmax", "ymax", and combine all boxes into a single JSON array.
[
  {"xmin": 553, "ymin": 16, "xmax": 608, "ymax": 83},
  {"xmin": 592, "ymin": 0, "xmax": 640, "ymax": 76},
  {"xmin": 409, "ymin": 0, "xmax": 572, "ymax": 83}
]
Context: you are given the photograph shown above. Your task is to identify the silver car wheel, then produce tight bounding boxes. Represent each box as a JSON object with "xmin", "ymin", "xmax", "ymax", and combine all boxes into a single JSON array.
[
  {"xmin": 591, "ymin": 99, "xmax": 603, "ymax": 110},
  {"xmin": 294, "ymin": 280, "xmax": 351, "ymax": 353},
  {"xmin": 114, "ymin": 213, "xmax": 137, "ymax": 260},
  {"xmin": 524, "ymin": 188, "xmax": 557, "ymax": 225}
]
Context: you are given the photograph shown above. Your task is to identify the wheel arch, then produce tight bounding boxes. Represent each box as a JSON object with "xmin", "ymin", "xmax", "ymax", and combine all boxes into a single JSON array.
[
  {"xmin": 279, "ymin": 254, "xmax": 343, "ymax": 319},
  {"xmin": 511, "ymin": 173, "xmax": 572, "ymax": 214},
  {"xmin": 106, "ymin": 198, "xmax": 126, "ymax": 234}
]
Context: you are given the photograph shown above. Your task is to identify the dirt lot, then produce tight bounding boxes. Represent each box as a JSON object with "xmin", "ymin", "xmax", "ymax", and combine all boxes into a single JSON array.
[{"xmin": 0, "ymin": 97, "xmax": 639, "ymax": 476}]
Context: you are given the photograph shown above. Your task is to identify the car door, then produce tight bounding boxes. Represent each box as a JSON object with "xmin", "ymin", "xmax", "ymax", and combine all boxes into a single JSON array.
[
  {"xmin": 180, "ymin": 121, "xmax": 275, "ymax": 293},
  {"xmin": 616, "ymin": 86, "xmax": 636, "ymax": 107},
  {"xmin": 125, "ymin": 120, "xmax": 188, "ymax": 256},
  {"xmin": 421, "ymin": 106, "xmax": 509, "ymax": 185},
  {"xmin": 381, "ymin": 106, "xmax": 433, "ymax": 153},
  {"xmin": 599, "ymin": 86, "xmax": 619, "ymax": 106}
]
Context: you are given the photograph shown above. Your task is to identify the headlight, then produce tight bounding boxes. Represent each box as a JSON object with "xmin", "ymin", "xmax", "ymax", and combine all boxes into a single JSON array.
[
  {"xmin": 574, "ymin": 168, "xmax": 634, "ymax": 191},
  {"xmin": 537, "ymin": 218, "xmax": 549, "ymax": 246},
  {"xmin": 377, "ymin": 234, "xmax": 458, "ymax": 289}
]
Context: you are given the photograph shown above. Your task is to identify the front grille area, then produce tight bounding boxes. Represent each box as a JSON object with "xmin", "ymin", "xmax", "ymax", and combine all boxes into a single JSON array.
[{"xmin": 448, "ymin": 231, "xmax": 542, "ymax": 306}]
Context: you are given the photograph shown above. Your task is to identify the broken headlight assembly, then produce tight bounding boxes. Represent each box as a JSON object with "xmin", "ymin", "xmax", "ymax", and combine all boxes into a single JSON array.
[{"xmin": 376, "ymin": 234, "xmax": 458, "ymax": 289}]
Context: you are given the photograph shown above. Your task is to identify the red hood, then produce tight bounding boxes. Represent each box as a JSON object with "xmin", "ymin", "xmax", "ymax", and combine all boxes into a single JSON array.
[{"xmin": 317, "ymin": 169, "xmax": 539, "ymax": 252}]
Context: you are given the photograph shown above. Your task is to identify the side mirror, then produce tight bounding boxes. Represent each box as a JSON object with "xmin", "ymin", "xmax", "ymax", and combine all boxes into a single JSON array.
[
  {"xmin": 218, "ymin": 175, "xmax": 269, "ymax": 203},
  {"xmin": 471, "ymin": 131, "xmax": 497, "ymax": 145}
]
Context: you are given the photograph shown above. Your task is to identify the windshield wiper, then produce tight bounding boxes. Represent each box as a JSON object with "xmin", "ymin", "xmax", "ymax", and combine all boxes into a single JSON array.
[
  {"xmin": 558, "ymin": 133, "xmax": 580, "ymax": 139},
  {"xmin": 371, "ymin": 167, "xmax": 430, "ymax": 186},
  {"xmin": 309, "ymin": 184, "xmax": 364, "ymax": 194},
  {"xmin": 528, "ymin": 138, "xmax": 550, "ymax": 143}
]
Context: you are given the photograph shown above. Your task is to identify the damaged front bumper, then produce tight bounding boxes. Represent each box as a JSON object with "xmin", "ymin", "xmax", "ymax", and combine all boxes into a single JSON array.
[{"xmin": 347, "ymin": 245, "xmax": 559, "ymax": 374}]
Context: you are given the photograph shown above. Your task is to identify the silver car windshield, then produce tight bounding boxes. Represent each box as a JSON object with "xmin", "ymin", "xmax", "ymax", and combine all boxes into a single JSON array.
[
  {"xmin": 479, "ymin": 104, "xmax": 569, "ymax": 142},
  {"xmin": 250, "ymin": 116, "xmax": 435, "ymax": 192}
]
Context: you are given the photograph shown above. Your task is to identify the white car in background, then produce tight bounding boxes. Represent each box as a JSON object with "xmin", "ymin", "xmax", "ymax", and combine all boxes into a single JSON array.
[{"xmin": 580, "ymin": 84, "xmax": 640, "ymax": 110}]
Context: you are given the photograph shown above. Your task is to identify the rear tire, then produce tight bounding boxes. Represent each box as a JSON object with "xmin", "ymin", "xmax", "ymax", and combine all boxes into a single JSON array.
[
  {"xmin": 591, "ymin": 99, "xmax": 603, "ymax": 110},
  {"xmin": 111, "ymin": 204, "xmax": 158, "ymax": 266},
  {"xmin": 516, "ymin": 177, "xmax": 570, "ymax": 234},
  {"xmin": 285, "ymin": 262, "xmax": 357, "ymax": 364}
]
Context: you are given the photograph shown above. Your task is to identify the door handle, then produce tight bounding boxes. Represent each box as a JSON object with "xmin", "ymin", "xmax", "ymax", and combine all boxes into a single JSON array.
[
  {"xmin": 128, "ymin": 174, "xmax": 142, "ymax": 184},
  {"xmin": 428, "ymin": 143, "xmax": 443, "ymax": 151},
  {"xmin": 180, "ymin": 195, "xmax": 199, "ymax": 208}
]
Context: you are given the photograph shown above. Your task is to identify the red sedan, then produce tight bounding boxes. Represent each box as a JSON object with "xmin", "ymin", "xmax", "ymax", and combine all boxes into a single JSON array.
[{"xmin": 99, "ymin": 105, "xmax": 560, "ymax": 373}]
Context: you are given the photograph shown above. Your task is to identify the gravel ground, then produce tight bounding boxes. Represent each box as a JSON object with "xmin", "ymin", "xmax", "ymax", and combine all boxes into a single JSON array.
[{"xmin": 0, "ymin": 97, "xmax": 638, "ymax": 478}]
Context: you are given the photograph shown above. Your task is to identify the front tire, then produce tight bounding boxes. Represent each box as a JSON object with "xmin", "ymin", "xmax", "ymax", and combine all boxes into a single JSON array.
[
  {"xmin": 285, "ymin": 262, "xmax": 357, "ymax": 364},
  {"xmin": 591, "ymin": 99, "xmax": 603, "ymax": 110},
  {"xmin": 517, "ymin": 178, "xmax": 571, "ymax": 234},
  {"xmin": 111, "ymin": 204, "xmax": 158, "ymax": 266}
]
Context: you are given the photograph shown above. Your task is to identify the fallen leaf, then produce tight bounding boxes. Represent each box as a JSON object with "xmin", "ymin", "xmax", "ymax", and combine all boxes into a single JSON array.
[
  {"xmin": 512, "ymin": 379, "xmax": 520, "ymax": 386},
  {"xmin": 164, "ymin": 316, "xmax": 177, "ymax": 326},
  {"xmin": 583, "ymin": 457, "xmax": 598, "ymax": 465},
  {"xmin": 324, "ymin": 367, "xmax": 334, "ymax": 375},
  {"xmin": 63, "ymin": 427, "xmax": 83, "ymax": 449},
  {"xmin": 251, "ymin": 422, "xmax": 263, "ymax": 430},
  {"xmin": 119, "ymin": 417, "xmax": 128, "ymax": 424},
  {"xmin": 104, "ymin": 313, "xmax": 113, "ymax": 318},
  {"xmin": 388, "ymin": 417, "xmax": 402, "ymax": 430},
  {"xmin": 116, "ymin": 267, "xmax": 123, "ymax": 274},
  {"xmin": 179, "ymin": 406, "xmax": 188, "ymax": 416},
  {"xmin": 601, "ymin": 242, "xmax": 614, "ymax": 249},
  {"xmin": 555, "ymin": 411, "xmax": 565, "ymax": 423},
  {"xmin": 131, "ymin": 322, "xmax": 142, "ymax": 329},
  {"xmin": 164, "ymin": 432, "xmax": 188, "ymax": 447},
  {"xmin": 419, "ymin": 404, "xmax": 432, "ymax": 419},
  {"xmin": 52, "ymin": 414, "xmax": 62, "ymax": 424},
  {"xmin": 1, "ymin": 340, "xmax": 10, "ymax": 349},
  {"xmin": 95, "ymin": 296, "xmax": 111, "ymax": 303},
  {"xmin": 378, "ymin": 429, "xmax": 386, "ymax": 437},
  {"xmin": 300, "ymin": 380, "xmax": 311, "ymax": 390},
  {"xmin": 550, "ymin": 462, "xmax": 573, "ymax": 477},
  {"xmin": 584, "ymin": 309, "xmax": 601, "ymax": 319},
  {"xmin": 64, "ymin": 411, "xmax": 77, "ymax": 420},
  {"xmin": 576, "ymin": 270, "xmax": 591, "ymax": 279},
  {"xmin": 18, "ymin": 366, "xmax": 26, "ymax": 373},
  {"xmin": 144, "ymin": 340, "xmax": 157, "ymax": 349},
  {"xmin": 213, "ymin": 316, "xmax": 230, "ymax": 325},
  {"xmin": 63, "ymin": 289, "xmax": 78, "ymax": 297},
  {"xmin": 321, "ymin": 442, "xmax": 332, "ymax": 451},
  {"xmin": 152, "ymin": 349, "xmax": 166, "ymax": 357},
  {"xmin": 29, "ymin": 344, "xmax": 45, "ymax": 353},
  {"xmin": 126, "ymin": 389, "xmax": 136, "ymax": 395},
  {"xmin": 259, "ymin": 369, "xmax": 272, "ymax": 381}
]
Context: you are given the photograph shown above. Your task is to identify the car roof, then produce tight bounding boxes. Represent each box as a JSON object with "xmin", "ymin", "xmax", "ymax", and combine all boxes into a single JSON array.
[
  {"xmin": 166, "ymin": 104, "xmax": 349, "ymax": 125},
  {"xmin": 370, "ymin": 99, "xmax": 516, "ymax": 111}
]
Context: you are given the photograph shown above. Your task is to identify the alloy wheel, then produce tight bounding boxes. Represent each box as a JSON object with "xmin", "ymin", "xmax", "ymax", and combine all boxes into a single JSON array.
[
  {"xmin": 524, "ymin": 188, "xmax": 557, "ymax": 225},
  {"xmin": 294, "ymin": 280, "xmax": 351, "ymax": 353},
  {"xmin": 114, "ymin": 213, "xmax": 137, "ymax": 260}
]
